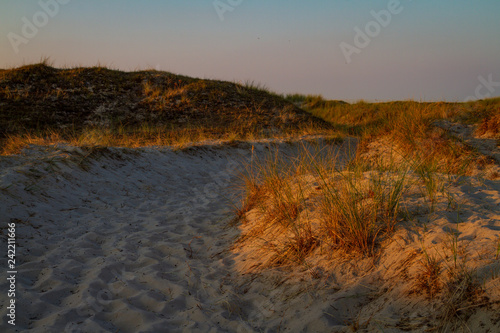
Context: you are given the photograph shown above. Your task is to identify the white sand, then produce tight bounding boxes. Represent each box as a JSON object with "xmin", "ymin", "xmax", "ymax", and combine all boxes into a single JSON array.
[{"xmin": 1, "ymin": 138, "xmax": 362, "ymax": 333}]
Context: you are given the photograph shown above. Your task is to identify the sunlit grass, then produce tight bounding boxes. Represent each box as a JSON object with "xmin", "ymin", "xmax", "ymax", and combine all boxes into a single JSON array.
[
  {"xmin": 1, "ymin": 123, "xmax": 340, "ymax": 155},
  {"xmin": 235, "ymin": 143, "xmax": 411, "ymax": 269},
  {"xmin": 303, "ymin": 98, "xmax": 500, "ymax": 175}
]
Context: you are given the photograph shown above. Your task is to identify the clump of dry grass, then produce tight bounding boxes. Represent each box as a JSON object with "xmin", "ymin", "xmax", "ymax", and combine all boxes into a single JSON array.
[
  {"xmin": 316, "ymin": 167, "xmax": 409, "ymax": 256},
  {"xmin": 476, "ymin": 105, "xmax": 500, "ymax": 138},
  {"xmin": 236, "ymin": 149, "xmax": 319, "ymax": 266},
  {"xmin": 415, "ymin": 250, "xmax": 442, "ymax": 299},
  {"xmin": 235, "ymin": 144, "xmax": 411, "ymax": 269},
  {"xmin": 437, "ymin": 269, "xmax": 485, "ymax": 333},
  {"xmin": 410, "ymin": 215, "xmax": 494, "ymax": 331},
  {"xmin": 415, "ymin": 252, "xmax": 485, "ymax": 332},
  {"xmin": 370, "ymin": 103, "xmax": 476, "ymax": 175}
]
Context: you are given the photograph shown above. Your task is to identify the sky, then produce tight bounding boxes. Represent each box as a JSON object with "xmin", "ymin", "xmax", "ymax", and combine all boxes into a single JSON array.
[{"xmin": 1, "ymin": 0, "xmax": 499, "ymax": 102}]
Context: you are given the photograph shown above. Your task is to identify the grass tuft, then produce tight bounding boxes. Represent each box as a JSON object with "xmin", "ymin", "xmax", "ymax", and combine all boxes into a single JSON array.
[
  {"xmin": 415, "ymin": 250, "xmax": 442, "ymax": 299},
  {"xmin": 235, "ymin": 143, "xmax": 411, "ymax": 269}
]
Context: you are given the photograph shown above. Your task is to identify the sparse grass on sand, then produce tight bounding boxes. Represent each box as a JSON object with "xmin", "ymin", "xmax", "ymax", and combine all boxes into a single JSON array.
[
  {"xmin": 234, "ymin": 96, "xmax": 500, "ymax": 331},
  {"xmin": 236, "ymin": 145, "xmax": 410, "ymax": 263},
  {"xmin": 0, "ymin": 124, "xmax": 336, "ymax": 155},
  {"xmin": 300, "ymin": 95, "xmax": 500, "ymax": 174}
]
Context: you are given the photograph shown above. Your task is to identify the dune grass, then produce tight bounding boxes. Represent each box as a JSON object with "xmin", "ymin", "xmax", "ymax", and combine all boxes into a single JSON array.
[
  {"xmin": 0, "ymin": 63, "xmax": 334, "ymax": 155},
  {"xmin": 231, "ymin": 96, "xmax": 499, "ymax": 269},
  {"xmin": 236, "ymin": 147, "xmax": 319, "ymax": 266},
  {"xmin": 0, "ymin": 121, "xmax": 335, "ymax": 155},
  {"xmin": 236, "ymin": 143, "xmax": 412, "ymax": 269},
  {"xmin": 234, "ymin": 97, "xmax": 500, "ymax": 331},
  {"xmin": 235, "ymin": 96, "xmax": 499, "ymax": 266},
  {"xmin": 301, "ymin": 97, "xmax": 500, "ymax": 176}
]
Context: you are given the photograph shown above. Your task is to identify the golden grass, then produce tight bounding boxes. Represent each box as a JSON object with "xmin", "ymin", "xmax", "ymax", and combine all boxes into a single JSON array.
[
  {"xmin": 234, "ymin": 95, "xmax": 499, "ymax": 268},
  {"xmin": 302, "ymin": 97, "xmax": 500, "ymax": 176},
  {"xmin": 236, "ymin": 150, "xmax": 317, "ymax": 266},
  {"xmin": 0, "ymin": 123, "xmax": 340, "ymax": 155},
  {"xmin": 476, "ymin": 106, "xmax": 500, "ymax": 138},
  {"xmin": 315, "ymin": 160, "xmax": 410, "ymax": 255},
  {"xmin": 233, "ymin": 97, "xmax": 500, "ymax": 332},
  {"xmin": 235, "ymin": 144, "xmax": 411, "ymax": 269},
  {"xmin": 415, "ymin": 252, "xmax": 442, "ymax": 299}
]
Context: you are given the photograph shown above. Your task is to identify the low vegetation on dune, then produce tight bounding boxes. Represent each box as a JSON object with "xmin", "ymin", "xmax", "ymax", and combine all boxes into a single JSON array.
[
  {"xmin": 476, "ymin": 100, "xmax": 500, "ymax": 139},
  {"xmin": 0, "ymin": 61, "xmax": 333, "ymax": 154},
  {"xmin": 234, "ymin": 95, "xmax": 500, "ymax": 331},
  {"xmin": 296, "ymin": 94, "xmax": 500, "ymax": 175}
]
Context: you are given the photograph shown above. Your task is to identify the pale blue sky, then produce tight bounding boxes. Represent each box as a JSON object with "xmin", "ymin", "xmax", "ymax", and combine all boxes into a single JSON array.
[{"xmin": 1, "ymin": 0, "xmax": 499, "ymax": 101}]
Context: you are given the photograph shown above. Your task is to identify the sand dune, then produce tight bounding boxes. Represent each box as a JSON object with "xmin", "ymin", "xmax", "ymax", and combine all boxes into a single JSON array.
[
  {"xmin": 1, "ymin": 138, "xmax": 359, "ymax": 332},
  {"xmin": 1, "ymin": 135, "xmax": 499, "ymax": 332}
]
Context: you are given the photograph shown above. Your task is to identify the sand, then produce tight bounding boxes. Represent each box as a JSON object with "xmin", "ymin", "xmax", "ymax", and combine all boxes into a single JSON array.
[
  {"xmin": 1, "ymin": 136, "xmax": 499, "ymax": 332},
  {"xmin": 0, "ymin": 138, "xmax": 349, "ymax": 332}
]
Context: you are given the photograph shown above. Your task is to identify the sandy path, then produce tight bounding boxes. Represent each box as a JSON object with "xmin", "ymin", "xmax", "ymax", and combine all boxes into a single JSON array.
[{"xmin": 0, "ymin": 138, "xmax": 354, "ymax": 333}]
